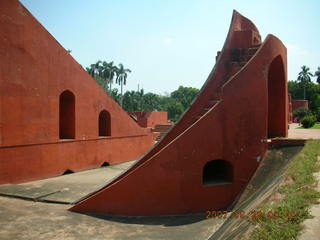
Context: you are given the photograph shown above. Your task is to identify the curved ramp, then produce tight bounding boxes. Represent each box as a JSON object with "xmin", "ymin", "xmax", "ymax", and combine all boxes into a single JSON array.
[
  {"xmin": 209, "ymin": 145, "xmax": 303, "ymax": 240},
  {"xmin": 70, "ymin": 10, "xmax": 288, "ymax": 216}
]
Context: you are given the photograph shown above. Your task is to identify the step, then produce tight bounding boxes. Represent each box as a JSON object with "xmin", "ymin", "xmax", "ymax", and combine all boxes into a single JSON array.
[{"xmin": 247, "ymin": 47, "xmax": 259, "ymax": 55}]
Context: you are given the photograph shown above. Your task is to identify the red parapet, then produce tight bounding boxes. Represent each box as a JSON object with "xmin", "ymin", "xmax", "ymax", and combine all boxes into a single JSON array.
[{"xmin": 70, "ymin": 10, "xmax": 288, "ymax": 216}]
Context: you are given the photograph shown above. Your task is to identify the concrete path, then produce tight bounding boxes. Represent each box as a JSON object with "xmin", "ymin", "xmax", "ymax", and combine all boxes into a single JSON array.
[
  {"xmin": 298, "ymin": 157, "xmax": 320, "ymax": 240},
  {"xmin": 0, "ymin": 161, "xmax": 136, "ymax": 204},
  {"xmin": 0, "ymin": 160, "xmax": 227, "ymax": 240},
  {"xmin": 0, "ymin": 196, "xmax": 224, "ymax": 240},
  {"xmin": 288, "ymin": 123, "xmax": 320, "ymax": 139}
]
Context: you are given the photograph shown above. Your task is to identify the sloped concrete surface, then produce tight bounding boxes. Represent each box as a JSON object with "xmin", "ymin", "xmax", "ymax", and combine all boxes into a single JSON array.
[
  {"xmin": 0, "ymin": 161, "xmax": 136, "ymax": 204},
  {"xmin": 0, "ymin": 196, "xmax": 224, "ymax": 240}
]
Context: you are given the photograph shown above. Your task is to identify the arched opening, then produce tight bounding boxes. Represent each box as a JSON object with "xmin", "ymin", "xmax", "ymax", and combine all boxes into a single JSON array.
[
  {"xmin": 100, "ymin": 162, "xmax": 110, "ymax": 167},
  {"xmin": 62, "ymin": 169, "xmax": 74, "ymax": 175},
  {"xmin": 267, "ymin": 55, "xmax": 287, "ymax": 138},
  {"xmin": 99, "ymin": 110, "xmax": 111, "ymax": 136},
  {"xmin": 59, "ymin": 90, "xmax": 75, "ymax": 139},
  {"xmin": 203, "ymin": 160, "xmax": 233, "ymax": 186}
]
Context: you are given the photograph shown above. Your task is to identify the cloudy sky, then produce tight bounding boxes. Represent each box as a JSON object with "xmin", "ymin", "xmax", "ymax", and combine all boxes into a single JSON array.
[{"xmin": 20, "ymin": 0, "xmax": 320, "ymax": 94}]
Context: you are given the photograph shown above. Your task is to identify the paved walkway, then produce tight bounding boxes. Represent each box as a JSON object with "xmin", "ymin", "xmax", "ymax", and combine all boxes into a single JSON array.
[
  {"xmin": 298, "ymin": 157, "xmax": 320, "ymax": 240},
  {"xmin": 288, "ymin": 123, "xmax": 320, "ymax": 139},
  {"xmin": 0, "ymin": 160, "xmax": 225, "ymax": 240},
  {"xmin": 0, "ymin": 124, "xmax": 318, "ymax": 240},
  {"xmin": 0, "ymin": 196, "xmax": 224, "ymax": 240}
]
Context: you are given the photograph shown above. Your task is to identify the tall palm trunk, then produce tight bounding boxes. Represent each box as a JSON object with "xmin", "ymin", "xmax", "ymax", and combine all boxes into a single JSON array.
[{"xmin": 120, "ymin": 81, "xmax": 123, "ymax": 107}]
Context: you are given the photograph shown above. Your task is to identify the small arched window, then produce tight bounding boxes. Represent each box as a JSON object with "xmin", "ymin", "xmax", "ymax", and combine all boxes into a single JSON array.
[
  {"xmin": 203, "ymin": 160, "xmax": 233, "ymax": 186},
  {"xmin": 59, "ymin": 90, "xmax": 75, "ymax": 139},
  {"xmin": 99, "ymin": 110, "xmax": 111, "ymax": 136}
]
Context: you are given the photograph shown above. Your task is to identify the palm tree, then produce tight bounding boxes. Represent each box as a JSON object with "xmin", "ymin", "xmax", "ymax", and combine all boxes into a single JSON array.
[
  {"xmin": 87, "ymin": 60, "xmax": 113, "ymax": 92},
  {"xmin": 116, "ymin": 63, "xmax": 131, "ymax": 106},
  {"xmin": 102, "ymin": 61, "xmax": 117, "ymax": 92},
  {"xmin": 297, "ymin": 65, "xmax": 313, "ymax": 100},
  {"xmin": 87, "ymin": 60, "xmax": 102, "ymax": 78},
  {"xmin": 315, "ymin": 67, "xmax": 320, "ymax": 84}
]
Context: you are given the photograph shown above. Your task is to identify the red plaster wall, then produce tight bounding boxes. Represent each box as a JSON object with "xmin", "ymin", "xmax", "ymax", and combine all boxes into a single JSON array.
[
  {"xmin": 0, "ymin": 0, "xmax": 154, "ymax": 184},
  {"xmin": 129, "ymin": 112, "xmax": 169, "ymax": 128},
  {"xmin": 292, "ymin": 100, "xmax": 309, "ymax": 111},
  {"xmin": 71, "ymin": 11, "xmax": 288, "ymax": 216}
]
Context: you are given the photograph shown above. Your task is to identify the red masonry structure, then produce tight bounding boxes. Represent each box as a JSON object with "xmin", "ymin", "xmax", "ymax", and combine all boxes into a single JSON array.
[
  {"xmin": 292, "ymin": 99, "xmax": 309, "ymax": 111},
  {"xmin": 0, "ymin": 0, "xmax": 154, "ymax": 184},
  {"xmin": 71, "ymin": 10, "xmax": 288, "ymax": 216},
  {"xmin": 129, "ymin": 111, "xmax": 170, "ymax": 128}
]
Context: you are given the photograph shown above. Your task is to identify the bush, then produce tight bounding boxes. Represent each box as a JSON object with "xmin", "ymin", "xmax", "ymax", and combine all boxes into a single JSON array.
[
  {"xmin": 301, "ymin": 115, "xmax": 317, "ymax": 128},
  {"xmin": 314, "ymin": 109, "xmax": 320, "ymax": 122},
  {"xmin": 293, "ymin": 108, "xmax": 312, "ymax": 121}
]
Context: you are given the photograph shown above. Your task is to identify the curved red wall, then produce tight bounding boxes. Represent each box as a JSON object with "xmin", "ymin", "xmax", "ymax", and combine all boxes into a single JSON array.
[{"xmin": 70, "ymin": 11, "xmax": 288, "ymax": 216}]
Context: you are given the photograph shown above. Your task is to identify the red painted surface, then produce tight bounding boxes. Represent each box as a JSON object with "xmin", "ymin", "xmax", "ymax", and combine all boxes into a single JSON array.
[
  {"xmin": 129, "ymin": 112, "xmax": 170, "ymax": 128},
  {"xmin": 0, "ymin": 0, "xmax": 154, "ymax": 184},
  {"xmin": 292, "ymin": 100, "xmax": 309, "ymax": 111},
  {"xmin": 71, "ymin": 10, "xmax": 288, "ymax": 216}
]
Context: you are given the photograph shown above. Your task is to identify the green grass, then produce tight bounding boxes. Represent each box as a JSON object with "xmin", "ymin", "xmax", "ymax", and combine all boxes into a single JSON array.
[
  {"xmin": 248, "ymin": 140, "xmax": 320, "ymax": 240},
  {"xmin": 297, "ymin": 123, "xmax": 320, "ymax": 129}
]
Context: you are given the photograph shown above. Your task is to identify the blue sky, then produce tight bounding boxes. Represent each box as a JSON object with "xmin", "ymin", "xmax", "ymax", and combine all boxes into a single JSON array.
[{"xmin": 20, "ymin": 0, "xmax": 320, "ymax": 94}]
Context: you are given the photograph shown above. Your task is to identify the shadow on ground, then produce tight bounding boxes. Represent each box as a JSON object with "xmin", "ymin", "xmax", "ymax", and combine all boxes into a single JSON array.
[{"xmin": 80, "ymin": 212, "xmax": 208, "ymax": 227}]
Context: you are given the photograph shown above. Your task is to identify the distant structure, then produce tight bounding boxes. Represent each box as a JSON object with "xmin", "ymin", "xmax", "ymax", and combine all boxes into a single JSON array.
[
  {"xmin": 0, "ymin": 0, "xmax": 154, "ymax": 184},
  {"xmin": 129, "ymin": 111, "xmax": 171, "ymax": 128},
  {"xmin": 71, "ymin": 10, "xmax": 288, "ymax": 216},
  {"xmin": 129, "ymin": 111, "xmax": 173, "ymax": 141},
  {"xmin": 289, "ymin": 99, "xmax": 309, "ymax": 123},
  {"xmin": 292, "ymin": 100, "xmax": 309, "ymax": 111}
]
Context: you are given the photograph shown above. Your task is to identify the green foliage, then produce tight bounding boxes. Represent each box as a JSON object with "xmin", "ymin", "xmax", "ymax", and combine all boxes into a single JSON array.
[
  {"xmin": 86, "ymin": 61, "xmax": 130, "ymax": 96},
  {"xmin": 300, "ymin": 115, "xmax": 317, "ymax": 128},
  {"xmin": 315, "ymin": 110, "xmax": 320, "ymax": 122},
  {"xmin": 297, "ymin": 65, "xmax": 313, "ymax": 100},
  {"xmin": 297, "ymin": 123, "xmax": 320, "ymax": 129},
  {"xmin": 122, "ymin": 90, "xmax": 144, "ymax": 112},
  {"xmin": 289, "ymin": 81, "xmax": 320, "ymax": 117},
  {"xmin": 293, "ymin": 108, "xmax": 312, "ymax": 120},
  {"xmin": 171, "ymin": 86, "xmax": 199, "ymax": 109},
  {"xmin": 314, "ymin": 66, "xmax": 320, "ymax": 84},
  {"xmin": 109, "ymin": 88, "xmax": 121, "ymax": 105},
  {"xmin": 108, "ymin": 85, "xmax": 199, "ymax": 122},
  {"xmin": 166, "ymin": 99, "xmax": 185, "ymax": 122},
  {"xmin": 248, "ymin": 140, "xmax": 320, "ymax": 240}
]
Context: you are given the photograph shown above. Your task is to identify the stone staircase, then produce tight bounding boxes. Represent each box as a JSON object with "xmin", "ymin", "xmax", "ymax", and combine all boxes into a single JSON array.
[
  {"xmin": 189, "ymin": 45, "xmax": 260, "ymax": 125},
  {"xmin": 153, "ymin": 124, "xmax": 173, "ymax": 141},
  {"xmin": 226, "ymin": 46, "xmax": 260, "ymax": 79}
]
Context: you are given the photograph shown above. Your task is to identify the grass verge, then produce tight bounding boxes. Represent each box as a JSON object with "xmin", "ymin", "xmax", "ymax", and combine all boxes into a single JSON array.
[
  {"xmin": 297, "ymin": 123, "xmax": 320, "ymax": 129},
  {"xmin": 247, "ymin": 140, "xmax": 320, "ymax": 240}
]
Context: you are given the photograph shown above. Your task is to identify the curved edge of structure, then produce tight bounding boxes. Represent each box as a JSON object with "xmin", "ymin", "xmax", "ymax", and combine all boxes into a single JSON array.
[
  {"xmin": 71, "ymin": 10, "xmax": 260, "ymax": 204},
  {"xmin": 69, "ymin": 10, "xmax": 288, "ymax": 216}
]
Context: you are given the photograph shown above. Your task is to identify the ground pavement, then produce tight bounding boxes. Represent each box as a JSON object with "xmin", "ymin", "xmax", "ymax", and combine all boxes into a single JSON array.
[{"xmin": 0, "ymin": 124, "xmax": 319, "ymax": 240}]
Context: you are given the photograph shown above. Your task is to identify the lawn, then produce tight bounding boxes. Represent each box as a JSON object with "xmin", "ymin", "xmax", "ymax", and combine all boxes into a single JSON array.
[
  {"xmin": 297, "ymin": 123, "xmax": 320, "ymax": 129},
  {"xmin": 247, "ymin": 140, "xmax": 320, "ymax": 240}
]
